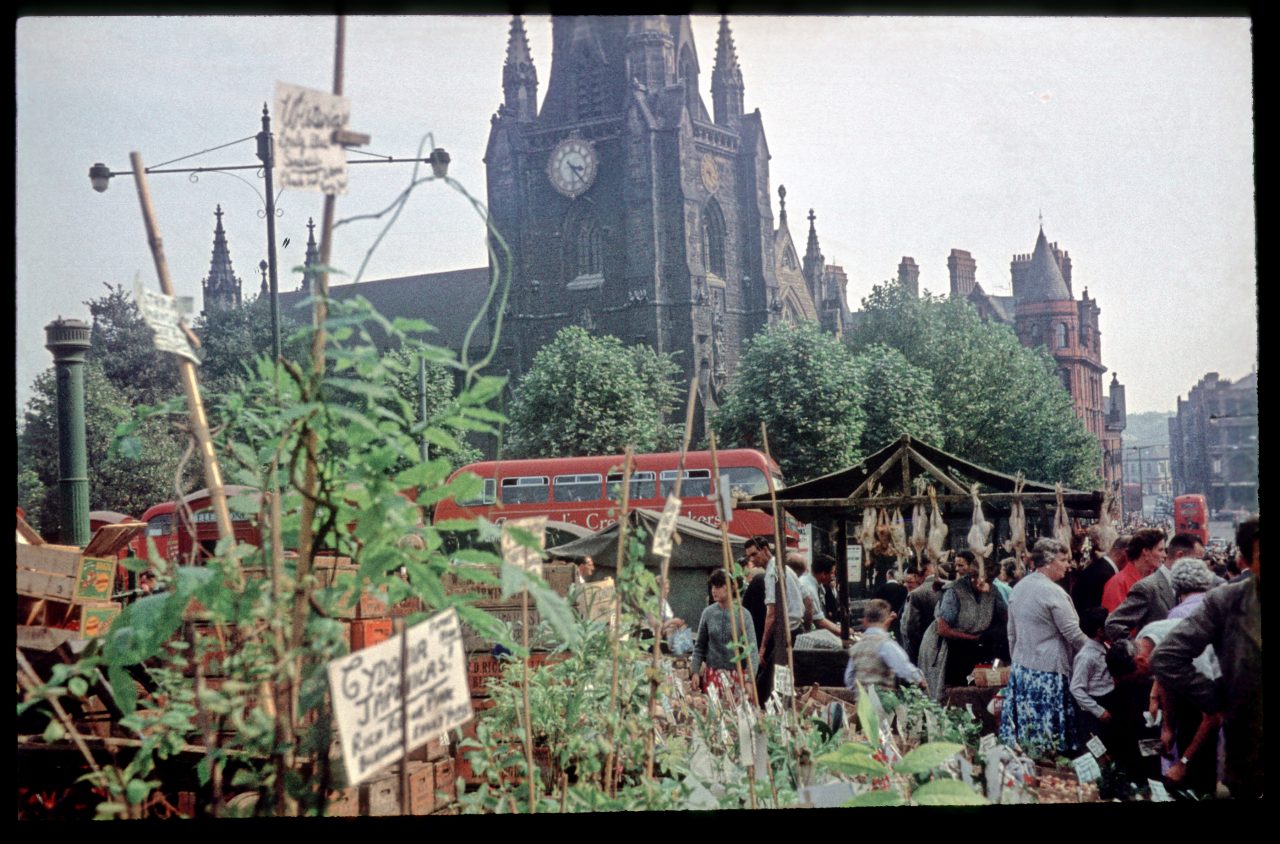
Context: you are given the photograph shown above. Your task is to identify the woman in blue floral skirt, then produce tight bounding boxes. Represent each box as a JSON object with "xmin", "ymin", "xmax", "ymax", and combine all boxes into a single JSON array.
[{"xmin": 1001, "ymin": 537, "xmax": 1089, "ymax": 757}]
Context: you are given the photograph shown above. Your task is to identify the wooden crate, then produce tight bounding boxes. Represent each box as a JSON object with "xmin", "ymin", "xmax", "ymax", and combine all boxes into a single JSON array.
[
  {"xmin": 367, "ymin": 772, "xmax": 401, "ymax": 817},
  {"xmin": 974, "ymin": 665, "xmax": 1010, "ymax": 688},
  {"xmin": 408, "ymin": 735, "xmax": 448, "ymax": 763},
  {"xmin": 325, "ymin": 785, "xmax": 360, "ymax": 818},
  {"xmin": 349, "ymin": 617, "xmax": 393, "ymax": 651},
  {"xmin": 443, "ymin": 563, "xmax": 574, "ymax": 605},
  {"xmin": 434, "ymin": 758, "xmax": 456, "ymax": 806},
  {"xmin": 16, "ymin": 543, "xmax": 119, "ymax": 604},
  {"xmin": 461, "ymin": 605, "xmax": 552, "ymax": 653},
  {"xmin": 409, "ymin": 760, "xmax": 436, "ymax": 815},
  {"xmin": 17, "ymin": 595, "xmax": 121, "ymax": 638}
]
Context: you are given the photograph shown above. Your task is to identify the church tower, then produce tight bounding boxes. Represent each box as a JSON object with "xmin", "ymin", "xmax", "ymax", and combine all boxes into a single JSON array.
[
  {"xmin": 484, "ymin": 15, "xmax": 813, "ymax": 412},
  {"xmin": 201, "ymin": 205, "xmax": 243, "ymax": 314}
]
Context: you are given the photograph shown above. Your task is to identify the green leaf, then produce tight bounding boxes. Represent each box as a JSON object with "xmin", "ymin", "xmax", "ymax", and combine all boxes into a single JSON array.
[
  {"xmin": 911, "ymin": 778, "xmax": 988, "ymax": 806},
  {"xmin": 843, "ymin": 789, "xmax": 905, "ymax": 807},
  {"xmin": 42, "ymin": 719, "xmax": 66, "ymax": 743},
  {"xmin": 815, "ymin": 743, "xmax": 889, "ymax": 778},
  {"xmin": 68, "ymin": 677, "xmax": 89, "ymax": 697},
  {"xmin": 125, "ymin": 778, "xmax": 150, "ymax": 806},
  {"xmin": 855, "ymin": 683, "xmax": 879, "ymax": 746},
  {"xmin": 893, "ymin": 742, "xmax": 966, "ymax": 775}
]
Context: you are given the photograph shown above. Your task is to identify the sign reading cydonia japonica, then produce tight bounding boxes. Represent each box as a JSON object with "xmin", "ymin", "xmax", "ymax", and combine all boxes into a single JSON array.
[
  {"xmin": 134, "ymin": 282, "xmax": 198, "ymax": 364},
  {"xmin": 652, "ymin": 495, "xmax": 682, "ymax": 558},
  {"xmin": 274, "ymin": 82, "xmax": 351, "ymax": 195},
  {"xmin": 501, "ymin": 516, "xmax": 547, "ymax": 578},
  {"xmin": 327, "ymin": 608, "xmax": 471, "ymax": 785}
]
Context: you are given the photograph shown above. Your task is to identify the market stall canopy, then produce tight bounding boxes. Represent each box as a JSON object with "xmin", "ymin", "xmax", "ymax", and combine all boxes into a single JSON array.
[
  {"xmin": 546, "ymin": 508, "xmax": 745, "ymax": 570},
  {"xmin": 739, "ymin": 433, "xmax": 1103, "ymax": 524}
]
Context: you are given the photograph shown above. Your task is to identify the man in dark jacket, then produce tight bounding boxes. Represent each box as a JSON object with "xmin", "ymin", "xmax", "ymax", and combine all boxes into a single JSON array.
[
  {"xmin": 1150, "ymin": 517, "xmax": 1261, "ymax": 799},
  {"xmin": 902, "ymin": 558, "xmax": 946, "ymax": 664},
  {"xmin": 1073, "ymin": 533, "xmax": 1128, "ymax": 616},
  {"xmin": 1105, "ymin": 532, "xmax": 1203, "ymax": 641}
]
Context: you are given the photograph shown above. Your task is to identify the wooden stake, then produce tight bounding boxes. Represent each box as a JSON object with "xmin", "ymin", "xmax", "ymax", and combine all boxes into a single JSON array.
[
  {"xmin": 759, "ymin": 424, "xmax": 800, "ymax": 727},
  {"xmin": 601, "ymin": 447, "xmax": 633, "ymax": 796},
  {"xmin": 128, "ymin": 152, "xmax": 233, "ymax": 543}
]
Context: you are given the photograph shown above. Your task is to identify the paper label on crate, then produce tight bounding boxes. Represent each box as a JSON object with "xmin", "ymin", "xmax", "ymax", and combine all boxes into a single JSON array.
[
  {"xmin": 500, "ymin": 516, "xmax": 547, "ymax": 577},
  {"xmin": 274, "ymin": 81, "xmax": 351, "ymax": 195},
  {"xmin": 1086, "ymin": 735, "xmax": 1107, "ymax": 758},
  {"xmin": 1071, "ymin": 753, "xmax": 1101, "ymax": 783},
  {"xmin": 651, "ymin": 495, "xmax": 682, "ymax": 558},
  {"xmin": 134, "ymin": 281, "xmax": 200, "ymax": 364},
  {"xmin": 1148, "ymin": 779, "xmax": 1172, "ymax": 802},
  {"xmin": 327, "ymin": 608, "xmax": 472, "ymax": 786},
  {"xmin": 979, "ymin": 733, "xmax": 998, "ymax": 755}
]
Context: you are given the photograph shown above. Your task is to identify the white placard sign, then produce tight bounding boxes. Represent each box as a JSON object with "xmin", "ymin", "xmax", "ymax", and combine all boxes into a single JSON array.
[
  {"xmin": 274, "ymin": 82, "xmax": 352, "ymax": 195},
  {"xmin": 1148, "ymin": 778, "xmax": 1172, "ymax": 802},
  {"xmin": 134, "ymin": 282, "xmax": 199, "ymax": 364},
  {"xmin": 773, "ymin": 664, "xmax": 794, "ymax": 696},
  {"xmin": 1086, "ymin": 734, "xmax": 1107, "ymax": 758},
  {"xmin": 500, "ymin": 516, "xmax": 547, "ymax": 578},
  {"xmin": 979, "ymin": 733, "xmax": 998, "ymax": 755},
  {"xmin": 327, "ymin": 608, "xmax": 471, "ymax": 786},
  {"xmin": 651, "ymin": 495, "xmax": 682, "ymax": 558},
  {"xmin": 1071, "ymin": 753, "xmax": 1101, "ymax": 783}
]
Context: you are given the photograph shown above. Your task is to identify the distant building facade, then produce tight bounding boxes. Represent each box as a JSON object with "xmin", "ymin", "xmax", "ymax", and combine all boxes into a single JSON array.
[
  {"xmin": 1168, "ymin": 371, "xmax": 1258, "ymax": 514},
  {"xmin": 894, "ymin": 225, "xmax": 1127, "ymax": 488},
  {"xmin": 1122, "ymin": 443, "xmax": 1172, "ymax": 516}
]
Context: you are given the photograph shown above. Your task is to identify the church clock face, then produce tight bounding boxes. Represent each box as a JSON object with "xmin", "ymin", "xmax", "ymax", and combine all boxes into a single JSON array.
[
  {"xmin": 700, "ymin": 153, "xmax": 720, "ymax": 194},
  {"xmin": 547, "ymin": 138, "xmax": 598, "ymax": 198}
]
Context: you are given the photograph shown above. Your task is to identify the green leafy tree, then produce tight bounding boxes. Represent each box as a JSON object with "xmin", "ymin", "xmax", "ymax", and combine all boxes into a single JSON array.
[
  {"xmin": 17, "ymin": 361, "xmax": 188, "ymax": 537},
  {"xmin": 712, "ymin": 320, "xmax": 866, "ymax": 483},
  {"xmin": 86, "ymin": 283, "xmax": 181, "ymax": 407},
  {"xmin": 193, "ymin": 296, "xmax": 306, "ymax": 395},
  {"xmin": 847, "ymin": 280, "xmax": 1101, "ymax": 488},
  {"xmin": 850, "ymin": 343, "xmax": 944, "ymax": 456},
  {"xmin": 506, "ymin": 326, "xmax": 682, "ymax": 458}
]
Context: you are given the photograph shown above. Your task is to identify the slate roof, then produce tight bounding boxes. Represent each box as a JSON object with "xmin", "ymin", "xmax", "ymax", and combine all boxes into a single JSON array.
[
  {"xmin": 278, "ymin": 266, "xmax": 495, "ymax": 355},
  {"xmin": 1019, "ymin": 226, "xmax": 1072, "ymax": 302}
]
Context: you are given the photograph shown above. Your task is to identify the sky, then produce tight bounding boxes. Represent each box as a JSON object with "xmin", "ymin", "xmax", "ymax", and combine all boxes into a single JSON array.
[{"xmin": 15, "ymin": 15, "xmax": 1256, "ymax": 418}]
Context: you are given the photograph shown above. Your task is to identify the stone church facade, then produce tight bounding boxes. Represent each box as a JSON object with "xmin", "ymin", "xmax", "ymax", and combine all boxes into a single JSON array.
[{"xmin": 482, "ymin": 15, "xmax": 847, "ymax": 416}]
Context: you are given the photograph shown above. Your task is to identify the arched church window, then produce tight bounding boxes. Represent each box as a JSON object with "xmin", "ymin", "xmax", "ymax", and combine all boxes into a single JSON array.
[
  {"xmin": 576, "ymin": 219, "xmax": 603, "ymax": 276},
  {"xmin": 782, "ymin": 246, "xmax": 797, "ymax": 271},
  {"xmin": 1055, "ymin": 322, "xmax": 1069, "ymax": 349},
  {"xmin": 703, "ymin": 200, "xmax": 727, "ymax": 278}
]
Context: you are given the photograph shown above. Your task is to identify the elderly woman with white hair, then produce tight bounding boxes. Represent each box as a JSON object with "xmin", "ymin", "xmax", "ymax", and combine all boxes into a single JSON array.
[{"xmin": 1000, "ymin": 537, "xmax": 1089, "ymax": 756}]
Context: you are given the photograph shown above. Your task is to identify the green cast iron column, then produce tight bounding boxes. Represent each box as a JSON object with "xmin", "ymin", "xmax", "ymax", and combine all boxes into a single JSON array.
[{"xmin": 44, "ymin": 318, "xmax": 92, "ymax": 547}]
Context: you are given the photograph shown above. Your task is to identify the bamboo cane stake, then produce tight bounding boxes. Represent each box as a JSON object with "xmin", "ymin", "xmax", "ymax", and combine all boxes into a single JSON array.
[
  {"xmin": 128, "ymin": 153, "xmax": 233, "ymax": 542},
  {"xmin": 601, "ymin": 447, "xmax": 633, "ymax": 796},
  {"xmin": 520, "ymin": 582, "xmax": 536, "ymax": 812},
  {"xmin": 707, "ymin": 432, "xmax": 758, "ymax": 810},
  {"xmin": 759, "ymin": 424, "xmax": 801, "ymax": 726},
  {"xmin": 643, "ymin": 380, "xmax": 699, "ymax": 780}
]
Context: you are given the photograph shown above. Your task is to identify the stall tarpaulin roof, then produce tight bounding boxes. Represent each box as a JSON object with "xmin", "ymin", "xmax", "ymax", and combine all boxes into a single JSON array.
[
  {"xmin": 545, "ymin": 508, "xmax": 745, "ymax": 570},
  {"xmin": 739, "ymin": 433, "xmax": 1104, "ymax": 525}
]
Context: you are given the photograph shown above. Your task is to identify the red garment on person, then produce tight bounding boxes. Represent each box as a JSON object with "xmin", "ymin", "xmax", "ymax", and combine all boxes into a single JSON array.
[{"xmin": 1100, "ymin": 563, "xmax": 1143, "ymax": 613}]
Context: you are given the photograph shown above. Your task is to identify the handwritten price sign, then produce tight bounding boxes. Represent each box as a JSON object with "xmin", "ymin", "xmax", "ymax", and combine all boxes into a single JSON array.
[
  {"xmin": 274, "ymin": 82, "xmax": 351, "ymax": 195},
  {"xmin": 327, "ymin": 608, "xmax": 472, "ymax": 785}
]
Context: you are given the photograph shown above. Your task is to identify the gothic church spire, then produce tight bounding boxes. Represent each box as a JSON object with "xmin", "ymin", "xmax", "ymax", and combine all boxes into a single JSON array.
[
  {"xmin": 202, "ymin": 205, "xmax": 242, "ymax": 314},
  {"xmin": 502, "ymin": 15, "xmax": 538, "ymax": 121},
  {"xmin": 711, "ymin": 16, "xmax": 744, "ymax": 127}
]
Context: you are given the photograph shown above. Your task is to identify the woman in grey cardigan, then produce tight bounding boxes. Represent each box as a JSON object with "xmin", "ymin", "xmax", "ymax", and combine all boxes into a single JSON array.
[
  {"xmin": 691, "ymin": 569, "xmax": 759, "ymax": 701},
  {"xmin": 999, "ymin": 537, "xmax": 1089, "ymax": 757}
]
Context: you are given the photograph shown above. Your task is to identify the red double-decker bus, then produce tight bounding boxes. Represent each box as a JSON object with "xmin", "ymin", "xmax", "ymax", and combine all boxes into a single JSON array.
[
  {"xmin": 1174, "ymin": 494, "xmax": 1209, "ymax": 545},
  {"xmin": 433, "ymin": 449, "xmax": 792, "ymax": 539},
  {"xmin": 132, "ymin": 486, "xmax": 262, "ymax": 564}
]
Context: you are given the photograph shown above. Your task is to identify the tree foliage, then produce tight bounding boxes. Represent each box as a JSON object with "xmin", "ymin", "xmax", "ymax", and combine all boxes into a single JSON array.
[
  {"xmin": 846, "ymin": 279, "xmax": 1101, "ymax": 488},
  {"xmin": 849, "ymin": 343, "xmax": 944, "ymax": 456},
  {"xmin": 506, "ymin": 326, "xmax": 682, "ymax": 458},
  {"xmin": 712, "ymin": 320, "xmax": 866, "ymax": 483}
]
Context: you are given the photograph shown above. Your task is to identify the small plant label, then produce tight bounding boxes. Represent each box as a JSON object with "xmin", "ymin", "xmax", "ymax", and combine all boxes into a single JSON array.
[
  {"xmin": 773, "ymin": 664, "xmax": 794, "ymax": 696},
  {"xmin": 274, "ymin": 81, "xmax": 352, "ymax": 195},
  {"xmin": 328, "ymin": 608, "xmax": 471, "ymax": 785},
  {"xmin": 1148, "ymin": 779, "xmax": 1172, "ymax": 802},
  {"xmin": 979, "ymin": 733, "xmax": 998, "ymax": 755},
  {"xmin": 651, "ymin": 495, "xmax": 682, "ymax": 558},
  {"xmin": 134, "ymin": 281, "xmax": 199, "ymax": 364},
  {"xmin": 1071, "ymin": 753, "xmax": 1101, "ymax": 783},
  {"xmin": 500, "ymin": 516, "xmax": 547, "ymax": 577},
  {"xmin": 1086, "ymin": 734, "xmax": 1107, "ymax": 758},
  {"xmin": 737, "ymin": 708, "xmax": 752, "ymax": 768}
]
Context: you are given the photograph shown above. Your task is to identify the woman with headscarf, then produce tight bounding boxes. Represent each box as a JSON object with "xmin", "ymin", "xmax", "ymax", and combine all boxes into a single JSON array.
[
  {"xmin": 916, "ymin": 551, "xmax": 1009, "ymax": 701},
  {"xmin": 1000, "ymin": 537, "xmax": 1089, "ymax": 757}
]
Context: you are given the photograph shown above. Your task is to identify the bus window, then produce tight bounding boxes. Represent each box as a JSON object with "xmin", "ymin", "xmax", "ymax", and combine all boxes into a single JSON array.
[
  {"xmin": 719, "ymin": 466, "xmax": 769, "ymax": 498},
  {"xmin": 607, "ymin": 471, "xmax": 657, "ymax": 501},
  {"xmin": 146, "ymin": 514, "xmax": 173, "ymax": 536},
  {"xmin": 661, "ymin": 468, "xmax": 712, "ymax": 498},
  {"xmin": 501, "ymin": 476, "xmax": 550, "ymax": 504},
  {"xmin": 458, "ymin": 476, "xmax": 497, "ymax": 506},
  {"xmin": 553, "ymin": 473, "xmax": 603, "ymax": 503}
]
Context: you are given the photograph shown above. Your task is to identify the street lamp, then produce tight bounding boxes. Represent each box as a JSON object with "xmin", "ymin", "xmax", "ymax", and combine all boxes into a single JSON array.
[{"xmin": 90, "ymin": 109, "xmax": 450, "ymax": 361}]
